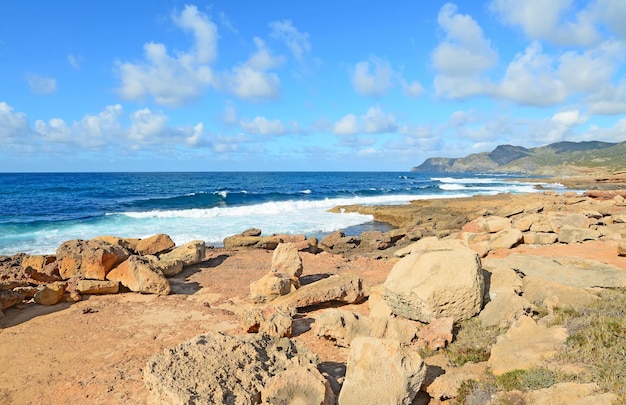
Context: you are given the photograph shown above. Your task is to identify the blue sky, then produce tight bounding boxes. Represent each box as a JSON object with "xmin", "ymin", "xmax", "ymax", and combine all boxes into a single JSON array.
[{"xmin": 1, "ymin": 1, "xmax": 625, "ymax": 172}]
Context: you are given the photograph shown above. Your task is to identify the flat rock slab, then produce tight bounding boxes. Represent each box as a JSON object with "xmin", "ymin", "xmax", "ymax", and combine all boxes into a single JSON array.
[
  {"xmin": 488, "ymin": 316, "xmax": 567, "ymax": 376},
  {"xmin": 484, "ymin": 253, "xmax": 626, "ymax": 288},
  {"xmin": 144, "ymin": 331, "xmax": 321, "ymax": 404}
]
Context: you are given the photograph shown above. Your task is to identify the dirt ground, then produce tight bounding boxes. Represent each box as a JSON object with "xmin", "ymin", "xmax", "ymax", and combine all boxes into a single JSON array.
[{"xmin": 1, "ymin": 240, "xmax": 625, "ymax": 404}]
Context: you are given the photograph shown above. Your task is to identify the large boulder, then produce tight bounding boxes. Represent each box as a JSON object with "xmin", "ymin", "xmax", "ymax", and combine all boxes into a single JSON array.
[
  {"xmin": 270, "ymin": 243, "xmax": 303, "ymax": 279},
  {"xmin": 106, "ymin": 255, "xmax": 170, "ymax": 295},
  {"xmin": 56, "ymin": 239, "xmax": 129, "ymax": 280},
  {"xmin": 270, "ymin": 273, "xmax": 367, "ymax": 309},
  {"xmin": 338, "ymin": 337, "xmax": 427, "ymax": 405},
  {"xmin": 135, "ymin": 233, "xmax": 175, "ymax": 256},
  {"xmin": 75, "ymin": 280, "xmax": 120, "ymax": 295},
  {"xmin": 0, "ymin": 290, "xmax": 24, "ymax": 310},
  {"xmin": 557, "ymin": 225, "xmax": 602, "ymax": 243},
  {"xmin": 384, "ymin": 245, "xmax": 484, "ymax": 323},
  {"xmin": 144, "ymin": 255, "xmax": 184, "ymax": 278},
  {"xmin": 489, "ymin": 228, "xmax": 523, "ymax": 250},
  {"xmin": 159, "ymin": 240, "xmax": 206, "ymax": 266},
  {"xmin": 223, "ymin": 235, "xmax": 282, "ymax": 250},
  {"xmin": 144, "ymin": 331, "xmax": 323, "ymax": 404}
]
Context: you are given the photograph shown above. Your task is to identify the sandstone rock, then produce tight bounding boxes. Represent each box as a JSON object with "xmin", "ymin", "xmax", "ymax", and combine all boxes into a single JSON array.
[
  {"xmin": 547, "ymin": 211, "xmax": 591, "ymax": 233},
  {"xmin": 477, "ymin": 216, "xmax": 512, "ymax": 233},
  {"xmin": 529, "ymin": 215, "xmax": 553, "ymax": 233},
  {"xmin": 223, "ymin": 235, "xmax": 282, "ymax": 250},
  {"xmin": 384, "ymin": 245, "xmax": 484, "ymax": 323},
  {"xmin": 271, "ymin": 273, "xmax": 367, "ymax": 309},
  {"xmin": 242, "ymin": 227, "xmax": 262, "ymax": 237},
  {"xmin": 144, "ymin": 331, "xmax": 319, "ymax": 404},
  {"xmin": 393, "ymin": 236, "xmax": 468, "ymax": 258},
  {"xmin": 523, "ymin": 231, "xmax": 558, "ymax": 245},
  {"xmin": 489, "ymin": 227, "xmax": 523, "ymax": 250},
  {"xmin": 21, "ymin": 255, "xmax": 56, "ymax": 273},
  {"xmin": 271, "ymin": 243, "xmax": 303, "ymax": 279},
  {"xmin": 144, "ymin": 255, "xmax": 184, "ymax": 277},
  {"xmin": 259, "ymin": 306, "xmax": 296, "ymax": 338},
  {"xmin": 619, "ymin": 239, "xmax": 626, "ymax": 256},
  {"xmin": 250, "ymin": 272, "xmax": 294, "ymax": 304},
  {"xmin": 106, "ymin": 256, "xmax": 170, "ymax": 295},
  {"xmin": 488, "ymin": 316, "xmax": 567, "ymax": 376},
  {"xmin": 368, "ymin": 284, "xmax": 393, "ymax": 318},
  {"xmin": 57, "ymin": 239, "xmax": 129, "ymax": 280},
  {"xmin": 319, "ymin": 230, "xmax": 345, "ymax": 251},
  {"xmin": 261, "ymin": 364, "xmax": 335, "ymax": 405},
  {"xmin": 313, "ymin": 309, "xmax": 373, "ymax": 347},
  {"xmin": 478, "ymin": 291, "xmax": 533, "ymax": 328},
  {"xmin": 497, "ymin": 205, "xmax": 524, "ymax": 218},
  {"xmin": 512, "ymin": 216, "xmax": 533, "ymax": 232},
  {"xmin": 76, "ymin": 280, "xmax": 120, "ymax": 295},
  {"xmin": 0, "ymin": 290, "xmax": 24, "ymax": 310},
  {"xmin": 557, "ymin": 225, "xmax": 601, "ymax": 243},
  {"xmin": 485, "ymin": 266, "xmax": 523, "ymax": 300},
  {"xmin": 426, "ymin": 362, "xmax": 488, "ymax": 400},
  {"xmin": 93, "ymin": 235, "xmax": 140, "ymax": 251},
  {"xmin": 34, "ymin": 282, "xmax": 66, "ymax": 305},
  {"xmin": 338, "ymin": 337, "xmax": 427, "ymax": 405},
  {"xmin": 159, "ymin": 240, "xmax": 206, "ymax": 266},
  {"xmin": 522, "ymin": 382, "xmax": 618, "ymax": 405},
  {"xmin": 361, "ymin": 231, "xmax": 393, "ymax": 250},
  {"xmin": 383, "ymin": 317, "xmax": 419, "ymax": 343},
  {"xmin": 241, "ymin": 307, "xmax": 264, "ymax": 333},
  {"xmin": 135, "ymin": 233, "xmax": 175, "ymax": 256},
  {"xmin": 522, "ymin": 275, "xmax": 598, "ymax": 310},
  {"xmin": 484, "ymin": 254, "xmax": 626, "ymax": 288},
  {"xmin": 416, "ymin": 317, "xmax": 454, "ymax": 350}
]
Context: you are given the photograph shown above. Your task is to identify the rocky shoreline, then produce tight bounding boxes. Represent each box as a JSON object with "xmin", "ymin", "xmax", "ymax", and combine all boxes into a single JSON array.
[{"xmin": 1, "ymin": 175, "xmax": 626, "ymax": 404}]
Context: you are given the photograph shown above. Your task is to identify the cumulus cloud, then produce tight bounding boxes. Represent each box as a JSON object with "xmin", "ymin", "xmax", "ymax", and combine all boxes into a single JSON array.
[
  {"xmin": 490, "ymin": 0, "xmax": 600, "ymax": 46},
  {"xmin": 401, "ymin": 80, "xmax": 424, "ymax": 97},
  {"xmin": 222, "ymin": 101, "xmax": 238, "ymax": 125},
  {"xmin": 26, "ymin": 74, "xmax": 57, "ymax": 95},
  {"xmin": 333, "ymin": 106, "xmax": 397, "ymax": 135},
  {"xmin": 333, "ymin": 114, "xmax": 359, "ymax": 135},
  {"xmin": 240, "ymin": 116, "xmax": 288, "ymax": 135},
  {"xmin": 115, "ymin": 4, "xmax": 217, "ymax": 107},
  {"xmin": 269, "ymin": 20, "xmax": 311, "ymax": 62},
  {"xmin": 0, "ymin": 102, "xmax": 32, "ymax": 141},
  {"xmin": 552, "ymin": 109, "xmax": 587, "ymax": 126},
  {"xmin": 351, "ymin": 57, "xmax": 394, "ymax": 96},
  {"xmin": 433, "ymin": 3, "xmax": 498, "ymax": 99},
  {"xmin": 223, "ymin": 38, "xmax": 283, "ymax": 101}
]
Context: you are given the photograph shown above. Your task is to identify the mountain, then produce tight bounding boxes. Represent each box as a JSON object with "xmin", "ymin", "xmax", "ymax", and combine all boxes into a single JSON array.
[{"xmin": 411, "ymin": 141, "xmax": 625, "ymax": 175}]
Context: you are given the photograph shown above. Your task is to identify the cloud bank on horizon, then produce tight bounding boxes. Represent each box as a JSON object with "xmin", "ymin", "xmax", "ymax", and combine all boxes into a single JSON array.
[{"xmin": 0, "ymin": 0, "xmax": 625, "ymax": 171}]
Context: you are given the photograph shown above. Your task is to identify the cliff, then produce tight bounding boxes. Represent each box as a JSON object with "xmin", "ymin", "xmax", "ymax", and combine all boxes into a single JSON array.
[{"xmin": 412, "ymin": 141, "xmax": 625, "ymax": 175}]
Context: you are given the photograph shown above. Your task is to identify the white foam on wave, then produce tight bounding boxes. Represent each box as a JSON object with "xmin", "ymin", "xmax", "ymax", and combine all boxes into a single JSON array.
[
  {"xmin": 300, "ymin": 189, "xmax": 312, "ymax": 194},
  {"xmin": 433, "ymin": 177, "xmax": 501, "ymax": 184},
  {"xmin": 214, "ymin": 190, "xmax": 229, "ymax": 198}
]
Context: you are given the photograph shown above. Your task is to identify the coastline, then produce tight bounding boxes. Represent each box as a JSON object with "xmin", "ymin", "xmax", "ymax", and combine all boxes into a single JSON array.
[{"xmin": 1, "ymin": 172, "xmax": 626, "ymax": 403}]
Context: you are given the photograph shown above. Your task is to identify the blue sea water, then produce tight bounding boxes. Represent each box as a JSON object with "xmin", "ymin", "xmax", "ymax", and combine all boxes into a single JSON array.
[{"xmin": 0, "ymin": 172, "xmax": 561, "ymax": 255}]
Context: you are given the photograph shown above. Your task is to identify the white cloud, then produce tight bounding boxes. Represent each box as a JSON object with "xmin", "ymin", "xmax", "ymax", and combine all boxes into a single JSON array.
[
  {"xmin": 490, "ymin": 0, "xmax": 600, "ymax": 46},
  {"xmin": 26, "ymin": 74, "xmax": 57, "ymax": 95},
  {"xmin": 240, "ymin": 116, "xmax": 288, "ymax": 135},
  {"xmin": 592, "ymin": 0, "xmax": 626, "ymax": 39},
  {"xmin": 0, "ymin": 102, "xmax": 32, "ymax": 141},
  {"xmin": 68, "ymin": 54, "xmax": 80, "ymax": 69},
  {"xmin": 496, "ymin": 42, "xmax": 567, "ymax": 105},
  {"xmin": 223, "ymin": 38, "xmax": 283, "ymax": 101},
  {"xmin": 333, "ymin": 106, "xmax": 397, "ymax": 135},
  {"xmin": 128, "ymin": 108, "xmax": 169, "ymax": 144},
  {"xmin": 351, "ymin": 57, "xmax": 394, "ymax": 96},
  {"xmin": 552, "ymin": 109, "xmax": 587, "ymax": 126},
  {"xmin": 115, "ymin": 4, "xmax": 217, "ymax": 107},
  {"xmin": 333, "ymin": 114, "xmax": 359, "ymax": 135},
  {"xmin": 433, "ymin": 3, "xmax": 498, "ymax": 99},
  {"xmin": 401, "ymin": 80, "xmax": 424, "ymax": 97},
  {"xmin": 360, "ymin": 106, "xmax": 397, "ymax": 134},
  {"xmin": 269, "ymin": 20, "xmax": 311, "ymax": 62}
]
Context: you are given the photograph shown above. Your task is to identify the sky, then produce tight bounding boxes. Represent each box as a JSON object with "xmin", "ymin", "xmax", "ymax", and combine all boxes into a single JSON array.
[{"xmin": 1, "ymin": 0, "xmax": 625, "ymax": 172}]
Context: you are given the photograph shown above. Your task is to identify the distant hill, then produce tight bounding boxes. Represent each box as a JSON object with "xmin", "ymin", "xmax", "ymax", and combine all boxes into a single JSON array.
[{"xmin": 411, "ymin": 141, "xmax": 626, "ymax": 175}]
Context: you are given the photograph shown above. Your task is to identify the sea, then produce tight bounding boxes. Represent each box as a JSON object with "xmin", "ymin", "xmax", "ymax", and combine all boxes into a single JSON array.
[{"xmin": 0, "ymin": 172, "xmax": 563, "ymax": 255}]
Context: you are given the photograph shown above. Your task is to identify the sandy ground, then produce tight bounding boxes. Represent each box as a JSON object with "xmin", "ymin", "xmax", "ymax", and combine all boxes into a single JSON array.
[{"xmin": 1, "ymin": 239, "xmax": 625, "ymax": 404}]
